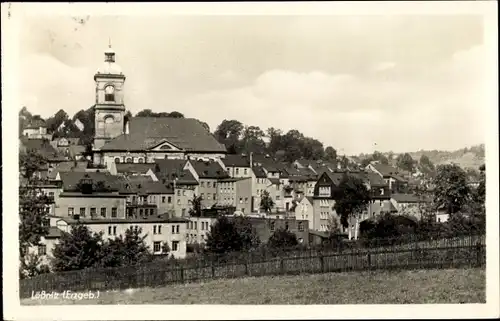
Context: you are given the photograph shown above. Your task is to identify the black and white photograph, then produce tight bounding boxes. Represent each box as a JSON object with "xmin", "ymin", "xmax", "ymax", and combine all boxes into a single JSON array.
[{"xmin": 2, "ymin": 1, "xmax": 499, "ymax": 320}]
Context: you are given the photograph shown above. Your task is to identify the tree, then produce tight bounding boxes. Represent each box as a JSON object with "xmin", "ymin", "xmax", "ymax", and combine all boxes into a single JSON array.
[
  {"xmin": 19, "ymin": 151, "xmax": 51, "ymax": 259},
  {"xmin": 396, "ymin": 153, "xmax": 415, "ymax": 172},
  {"xmin": 45, "ymin": 109, "xmax": 68, "ymax": 134},
  {"xmin": 419, "ymin": 154, "xmax": 436, "ymax": 177},
  {"xmin": 136, "ymin": 109, "xmax": 155, "ymax": 117},
  {"xmin": 339, "ymin": 155, "xmax": 349, "ymax": 170},
  {"xmin": 19, "ymin": 253, "xmax": 51, "ymax": 279},
  {"xmin": 241, "ymin": 125, "xmax": 266, "ymax": 154},
  {"xmin": 51, "ymin": 224, "xmax": 105, "ymax": 272},
  {"xmin": 205, "ymin": 216, "xmax": 259, "ymax": 254},
  {"xmin": 214, "ymin": 120, "xmax": 244, "ymax": 153},
  {"xmin": 267, "ymin": 228, "xmax": 298, "ymax": 250},
  {"xmin": 260, "ymin": 190, "xmax": 275, "ymax": 214},
  {"xmin": 433, "ymin": 164, "xmax": 471, "ymax": 215},
  {"xmin": 168, "ymin": 111, "xmax": 184, "ymax": 118},
  {"xmin": 333, "ymin": 174, "xmax": 371, "ymax": 240},
  {"xmin": 372, "ymin": 151, "xmax": 389, "ymax": 165},
  {"xmin": 324, "ymin": 146, "xmax": 337, "ymax": 164},
  {"xmin": 188, "ymin": 195, "xmax": 203, "ymax": 217},
  {"xmin": 99, "ymin": 227, "xmax": 152, "ymax": 267}
]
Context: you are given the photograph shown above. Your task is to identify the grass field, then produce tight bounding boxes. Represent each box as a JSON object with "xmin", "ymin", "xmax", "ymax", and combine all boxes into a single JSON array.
[{"xmin": 22, "ymin": 267, "xmax": 485, "ymax": 305}]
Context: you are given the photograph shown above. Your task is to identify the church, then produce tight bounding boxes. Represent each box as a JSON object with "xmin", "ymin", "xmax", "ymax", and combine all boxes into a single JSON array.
[{"xmin": 91, "ymin": 46, "xmax": 227, "ymax": 167}]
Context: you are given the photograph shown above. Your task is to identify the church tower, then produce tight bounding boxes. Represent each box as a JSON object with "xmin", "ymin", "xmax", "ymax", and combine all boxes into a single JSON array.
[{"xmin": 93, "ymin": 43, "xmax": 126, "ymax": 150}]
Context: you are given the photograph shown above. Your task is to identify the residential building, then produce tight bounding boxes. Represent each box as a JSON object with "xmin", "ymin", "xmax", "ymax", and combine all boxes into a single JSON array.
[
  {"xmin": 50, "ymin": 214, "xmax": 189, "ymax": 258},
  {"xmin": 21, "ymin": 119, "xmax": 51, "ymax": 140},
  {"xmin": 220, "ymin": 154, "xmax": 252, "ymax": 178},
  {"xmin": 186, "ymin": 216, "xmax": 217, "ymax": 246},
  {"xmin": 25, "ymin": 227, "xmax": 63, "ymax": 268},
  {"xmin": 184, "ymin": 159, "xmax": 229, "ymax": 209},
  {"xmin": 90, "ymin": 46, "xmax": 226, "ymax": 164},
  {"xmin": 228, "ymin": 217, "xmax": 310, "ymax": 245},
  {"xmin": 390, "ymin": 193, "xmax": 431, "ymax": 220},
  {"xmin": 296, "ymin": 196, "xmax": 314, "ymax": 229},
  {"xmin": 365, "ymin": 163, "xmax": 409, "ymax": 193},
  {"xmin": 217, "ymin": 177, "xmax": 253, "ymax": 214}
]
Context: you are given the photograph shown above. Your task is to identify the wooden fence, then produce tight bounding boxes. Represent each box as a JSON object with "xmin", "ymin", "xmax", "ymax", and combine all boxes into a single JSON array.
[{"xmin": 19, "ymin": 234, "xmax": 486, "ymax": 299}]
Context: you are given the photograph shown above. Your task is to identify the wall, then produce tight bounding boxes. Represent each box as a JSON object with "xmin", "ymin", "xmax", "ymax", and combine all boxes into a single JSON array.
[
  {"xmin": 174, "ymin": 185, "xmax": 196, "ymax": 217},
  {"xmin": 235, "ymin": 178, "xmax": 253, "ymax": 213},
  {"xmin": 27, "ymin": 237, "xmax": 60, "ymax": 267},
  {"xmin": 186, "ymin": 217, "xmax": 217, "ymax": 245},
  {"xmin": 84, "ymin": 221, "xmax": 187, "ymax": 258},
  {"xmin": 228, "ymin": 166, "xmax": 252, "ymax": 178},
  {"xmin": 312, "ymin": 199, "xmax": 336, "ymax": 232},
  {"xmin": 247, "ymin": 218, "xmax": 310, "ymax": 245},
  {"xmin": 198, "ymin": 178, "xmax": 218, "ymax": 208},
  {"xmin": 296, "ymin": 198, "xmax": 314, "ymax": 230},
  {"xmin": 56, "ymin": 194, "xmax": 127, "ymax": 219}
]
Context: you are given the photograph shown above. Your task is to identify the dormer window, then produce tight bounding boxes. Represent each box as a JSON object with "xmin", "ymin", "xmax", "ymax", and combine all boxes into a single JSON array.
[
  {"xmin": 160, "ymin": 144, "xmax": 172, "ymax": 150},
  {"xmin": 105, "ymin": 85, "xmax": 115, "ymax": 102}
]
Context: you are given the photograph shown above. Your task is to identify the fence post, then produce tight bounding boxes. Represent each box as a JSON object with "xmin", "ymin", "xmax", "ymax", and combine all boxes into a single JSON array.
[
  {"xmin": 475, "ymin": 241, "xmax": 482, "ymax": 267},
  {"xmin": 180, "ymin": 266, "xmax": 185, "ymax": 283},
  {"xmin": 367, "ymin": 253, "xmax": 372, "ymax": 269},
  {"xmin": 319, "ymin": 253, "xmax": 325, "ymax": 273},
  {"xmin": 280, "ymin": 256, "xmax": 285, "ymax": 275},
  {"xmin": 211, "ymin": 261, "xmax": 215, "ymax": 278}
]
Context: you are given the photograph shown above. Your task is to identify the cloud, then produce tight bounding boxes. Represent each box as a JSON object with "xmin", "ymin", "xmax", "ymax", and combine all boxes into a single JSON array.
[{"xmin": 179, "ymin": 44, "xmax": 487, "ymax": 154}]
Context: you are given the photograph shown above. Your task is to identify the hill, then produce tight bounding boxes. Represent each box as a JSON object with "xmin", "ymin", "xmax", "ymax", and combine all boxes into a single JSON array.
[{"xmin": 406, "ymin": 145, "xmax": 485, "ymax": 170}]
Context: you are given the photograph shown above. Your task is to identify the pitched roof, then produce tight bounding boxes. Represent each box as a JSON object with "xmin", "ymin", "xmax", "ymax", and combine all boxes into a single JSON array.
[
  {"xmin": 252, "ymin": 165, "xmax": 267, "ymax": 178},
  {"xmin": 189, "ymin": 160, "xmax": 229, "ymax": 179},
  {"xmin": 20, "ymin": 138, "xmax": 66, "ymax": 161},
  {"xmin": 100, "ymin": 117, "xmax": 226, "ymax": 152},
  {"xmin": 48, "ymin": 161, "xmax": 89, "ymax": 179},
  {"xmin": 115, "ymin": 163, "xmax": 156, "ymax": 175},
  {"xmin": 371, "ymin": 163, "xmax": 406, "ymax": 181},
  {"xmin": 222, "ymin": 155, "xmax": 250, "ymax": 167},
  {"xmin": 391, "ymin": 193, "xmax": 430, "ymax": 203},
  {"xmin": 118, "ymin": 176, "xmax": 174, "ymax": 195},
  {"xmin": 59, "ymin": 171, "xmax": 121, "ymax": 192},
  {"xmin": 46, "ymin": 227, "xmax": 63, "ymax": 239},
  {"xmin": 60, "ymin": 213, "xmax": 189, "ymax": 225},
  {"xmin": 268, "ymin": 177, "xmax": 280, "ymax": 185},
  {"xmin": 153, "ymin": 159, "xmax": 198, "ymax": 185},
  {"xmin": 24, "ymin": 119, "xmax": 46, "ymax": 129}
]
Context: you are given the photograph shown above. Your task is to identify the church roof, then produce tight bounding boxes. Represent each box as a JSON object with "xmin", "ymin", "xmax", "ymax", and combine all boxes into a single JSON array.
[{"xmin": 100, "ymin": 117, "xmax": 227, "ymax": 153}]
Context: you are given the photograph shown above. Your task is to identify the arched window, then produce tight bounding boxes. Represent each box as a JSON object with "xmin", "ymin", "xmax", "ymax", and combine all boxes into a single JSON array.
[
  {"xmin": 160, "ymin": 144, "xmax": 172, "ymax": 150},
  {"xmin": 138, "ymin": 158, "xmax": 144, "ymax": 163},
  {"xmin": 114, "ymin": 158, "xmax": 121, "ymax": 163},
  {"xmin": 105, "ymin": 85, "xmax": 115, "ymax": 102},
  {"xmin": 126, "ymin": 157, "xmax": 133, "ymax": 163},
  {"xmin": 104, "ymin": 115, "xmax": 114, "ymax": 124}
]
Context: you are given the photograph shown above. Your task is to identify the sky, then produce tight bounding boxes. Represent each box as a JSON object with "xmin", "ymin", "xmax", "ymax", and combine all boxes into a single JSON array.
[{"xmin": 18, "ymin": 14, "xmax": 488, "ymax": 155}]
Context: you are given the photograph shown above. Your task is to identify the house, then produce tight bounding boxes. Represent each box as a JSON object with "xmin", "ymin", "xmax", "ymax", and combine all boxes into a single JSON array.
[
  {"xmin": 153, "ymin": 159, "xmax": 198, "ymax": 217},
  {"xmin": 220, "ymin": 154, "xmax": 252, "ymax": 178},
  {"xmin": 186, "ymin": 216, "xmax": 218, "ymax": 246},
  {"xmin": 295, "ymin": 196, "xmax": 315, "ymax": 229},
  {"xmin": 365, "ymin": 163, "xmax": 409, "ymax": 193},
  {"xmin": 25, "ymin": 226, "xmax": 63, "ymax": 268},
  {"xmin": 217, "ymin": 177, "xmax": 253, "ymax": 214},
  {"xmin": 251, "ymin": 165, "xmax": 269, "ymax": 213},
  {"xmin": 20, "ymin": 138, "xmax": 69, "ymax": 179},
  {"xmin": 22, "ymin": 119, "xmax": 51, "ymax": 140},
  {"xmin": 50, "ymin": 214, "xmax": 189, "ymax": 259},
  {"xmin": 55, "ymin": 172, "xmax": 127, "ymax": 219},
  {"xmin": 114, "ymin": 163, "xmax": 157, "ymax": 178},
  {"xmin": 90, "ymin": 46, "xmax": 226, "ymax": 165},
  {"xmin": 390, "ymin": 193, "xmax": 431, "ymax": 220},
  {"xmin": 184, "ymin": 159, "xmax": 230, "ymax": 209}
]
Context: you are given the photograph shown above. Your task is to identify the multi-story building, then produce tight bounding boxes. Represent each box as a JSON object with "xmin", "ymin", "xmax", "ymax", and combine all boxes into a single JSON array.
[
  {"xmin": 184, "ymin": 159, "xmax": 229, "ymax": 209},
  {"xmin": 219, "ymin": 154, "xmax": 252, "ymax": 178},
  {"xmin": 186, "ymin": 216, "xmax": 217, "ymax": 246},
  {"xmin": 90, "ymin": 46, "xmax": 226, "ymax": 165},
  {"xmin": 217, "ymin": 177, "xmax": 253, "ymax": 214},
  {"xmin": 365, "ymin": 163, "xmax": 409, "ymax": 193}
]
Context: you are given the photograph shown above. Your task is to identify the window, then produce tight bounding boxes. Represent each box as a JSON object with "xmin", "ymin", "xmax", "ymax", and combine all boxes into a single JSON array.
[
  {"xmin": 108, "ymin": 226, "xmax": 112, "ymax": 235},
  {"xmin": 201, "ymin": 182, "xmax": 205, "ymax": 187},
  {"xmin": 200, "ymin": 222, "xmax": 204, "ymax": 231},
  {"xmin": 80, "ymin": 207, "xmax": 86, "ymax": 217},
  {"xmin": 182, "ymin": 208, "xmax": 186, "ymax": 216},
  {"xmin": 298, "ymin": 222, "xmax": 304, "ymax": 232},
  {"xmin": 104, "ymin": 85, "xmax": 115, "ymax": 102},
  {"xmin": 153, "ymin": 241, "xmax": 161, "ymax": 253},
  {"xmin": 245, "ymin": 197, "xmax": 248, "ymax": 204},
  {"xmin": 158, "ymin": 225, "xmax": 162, "ymax": 234},
  {"xmin": 162, "ymin": 196, "xmax": 165, "ymax": 203},
  {"xmin": 244, "ymin": 169, "xmax": 248, "ymax": 175},
  {"xmin": 111, "ymin": 208, "xmax": 117, "ymax": 218},
  {"xmin": 90, "ymin": 207, "xmax": 96, "ymax": 217},
  {"xmin": 182, "ymin": 190, "xmax": 186, "ymax": 196},
  {"xmin": 177, "ymin": 190, "xmax": 181, "ymax": 196},
  {"xmin": 172, "ymin": 225, "xmax": 175, "ymax": 234},
  {"xmin": 68, "ymin": 207, "xmax": 74, "ymax": 216},
  {"xmin": 239, "ymin": 197, "xmax": 243, "ymax": 203},
  {"xmin": 177, "ymin": 199, "xmax": 181, "ymax": 205},
  {"xmin": 213, "ymin": 182, "xmax": 217, "ymax": 188},
  {"xmin": 101, "ymin": 208, "xmax": 107, "ymax": 217},
  {"xmin": 207, "ymin": 182, "xmax": 211, "ymax": 188},
  {"xmin": 126, "ymin": 157, "xmax": 133, "ymax": 163},
  {"xmin": 213, "ymin": 194, "xmax": 217, "ymax": 200},
  {"xmin": 207, "ymin": 193, "xmax": 211, "ymax": 200},
  {"xmin": 153, "ymin": 225, "xmax": 157, "ymax": 234},
  {"xmin": 201, "ymin": 193, "xmax": 204, "ymax": 200},
  {"xmin": 134, "ymin": 226, "xmax": 138, "ymax": 233},
  {"xmin": 172, "ymin": 241, "xmax": 179, "ymax": 251},
  {"xmin": 236, "ymin": 168, "xmax": 240, "ymax": 175},
  {"xmin": 139, "ymin": 209, "xmax": 144, "ymax": 216},
  {"xmin": 49, "ymin": 191, "xmax": 54, "ymax": 197},
  {"xmin": 270, "ymin": 222, "xmax": 275, "ymax": 231},
  {"xmin": 194, "ymin": 222, "xmax": 197, "ymax": 230},
  {"xmin": 113, "ymin": 226, "xmax": 117, "ymax": 235},
  {"xmin": 168, "ymin": 196, "xmax": 172, "ymax": 203},
  {"xmin": 115, "ymin": 158, "xmax": 121, "ymax": 164},
  {"xmin": 138, "ymin": 158, "xmax": 144, "ymax": 163},
  {"xmin": 276, "ymin": 196, "xmax": 280, "ymax": 200},
  {"xmin": 285, "ymin": 223, "xmax": 289, "ymax": 230},
  {"xmin": 38, "ymin": 245, "xmax": 47, "ymax": 256}
]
